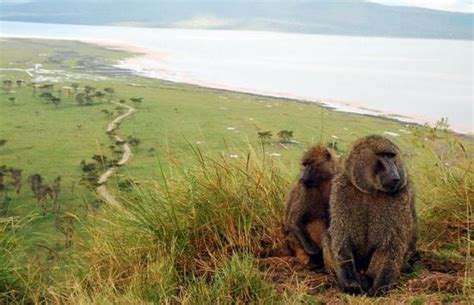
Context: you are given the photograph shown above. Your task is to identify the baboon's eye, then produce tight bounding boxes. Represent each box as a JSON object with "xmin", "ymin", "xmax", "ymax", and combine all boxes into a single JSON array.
[
  {"xmin": 375, "ymin": 160, "xmax": 385, "ymax": 173},
  {"xmin": 376, "ymin": 152, "xmax": 396, "ymax": 158}
]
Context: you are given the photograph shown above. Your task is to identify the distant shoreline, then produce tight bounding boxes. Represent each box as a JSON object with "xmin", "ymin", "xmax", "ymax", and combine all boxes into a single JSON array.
[{"xmin": 1, "ymin": 34, "xmax": 472, "ymax": 137}]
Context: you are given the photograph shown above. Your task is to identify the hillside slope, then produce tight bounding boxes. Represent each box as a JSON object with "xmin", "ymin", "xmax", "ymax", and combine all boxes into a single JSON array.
[{"xmin": 0, "ymin": 0, "xmax": 472, "ymax": 40}]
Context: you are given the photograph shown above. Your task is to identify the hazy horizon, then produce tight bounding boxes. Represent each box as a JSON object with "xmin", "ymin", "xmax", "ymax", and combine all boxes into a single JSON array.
[{"xmin": 1, "ymin": 0, "xmax": 472, "ymax": 40}]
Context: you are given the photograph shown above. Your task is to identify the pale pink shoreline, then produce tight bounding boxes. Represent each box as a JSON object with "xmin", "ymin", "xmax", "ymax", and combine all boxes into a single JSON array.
[
  {"xmin": 106, "ymin": 41, "xmax": 442, "ymax": 128},
  {"xmin": 93, "ymin": 39, "xmax": 457, "ymax": 131}
]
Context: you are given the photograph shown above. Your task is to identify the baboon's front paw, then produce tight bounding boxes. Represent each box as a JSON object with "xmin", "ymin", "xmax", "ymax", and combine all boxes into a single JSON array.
[
  {"xmin": 368, "ymin": 285, "xmax": 388, "ymax": 297},
  {"xmin": 308, "ymin": 255, "xmax": 325, "ymax": 272},
  {"xmin": 341, "ymin": 281, "xmax": 363, "ymax": 295},
  {"xmin": 360, "ymin": 275, "xmax": 373, "ymax": 292}
]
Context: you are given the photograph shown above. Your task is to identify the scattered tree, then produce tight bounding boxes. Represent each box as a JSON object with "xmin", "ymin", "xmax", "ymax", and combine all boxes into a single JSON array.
[
  {"xmin": 28, "ymin": 174, "xmax": 55, "ymax": 215},
  {"xmin": 16, "ymin": 80, "xmax": 23, "ymax": 88},
  {"xmin": 71, "ymin": 83, "xmax": 79, "ymax": 93},
  {"xmin": 127, "ymin": 136, "xmax": 141, "ymax": 147},
  {"xmin": 258, "ymin": 131, "xmax": 273, "ymax": 143},
  {"xmin": 277, "ymin": 130, "xmax": 294, "ymax": 143},
  {"xmin": 104, "ymin": 87, "xmax": 115, "ymax": 102},
  {"xmin": 55, "ymin": 213, "xmax": 74, "ymax": 247},
  {"xmin": 29, "ymin": 82, "xmax": 38, "ymax": 96},
  {"xmin": 51, "ymin": 97, "xmax": 61, "ymax": 108},
  {"xmin": 39, "ymin": 84, "xmax": 54, "ymax": 93},
  {"xmin": 101, "ymin": 109, "xmax": 114, "ymax": 118},
  {"xmin": 75, "ymin": 93, "xmax": 86, "ymax": 106},
  {"xmin": 8, "ymin": 97, "xmax": 16, "ymax": 105},
  {"xmin": 39, "ymin": 92, "xmax": 54, "ymax": 103},
  {"xmin": 2, "ymin": 80, "xmax": 13, "ymax": 94},
  {"xmin": 94, "ymin": 91, "xmax": 106, "ymax": 99},
  {"xmin": 84, "ymin": 85, "xmax": 96, "ymax": 95},
  {"xmin": 130, "ymin": 97, "xmax": 143, "ymax": 106}
]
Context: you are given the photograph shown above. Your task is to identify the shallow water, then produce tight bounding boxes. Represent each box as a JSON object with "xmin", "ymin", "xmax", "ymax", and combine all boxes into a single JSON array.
[{"xmin": 0, "ymin": 21, "xmax": 472, "ymax": 133}]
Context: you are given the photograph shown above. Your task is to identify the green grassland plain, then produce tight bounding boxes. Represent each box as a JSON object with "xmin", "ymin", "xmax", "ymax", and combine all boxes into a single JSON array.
[{"xmin": 0, "ymin": 38, "xmax": 472, "ymax": 303}]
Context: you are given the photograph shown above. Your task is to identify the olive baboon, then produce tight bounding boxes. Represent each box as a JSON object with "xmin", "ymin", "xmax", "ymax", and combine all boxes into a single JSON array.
[
  {"xmin": 283, "ymin": 145, "xmax": 339, "ymax": 270},
  {"xmin": 323, "ymin": 135, "xmax": 418, "ymax": 296}
]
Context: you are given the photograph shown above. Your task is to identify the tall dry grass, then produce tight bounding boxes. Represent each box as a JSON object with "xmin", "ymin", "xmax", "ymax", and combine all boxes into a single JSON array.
[{"xmin": 2, "ymin": 128, "xmax": 472, "ymax": 303}]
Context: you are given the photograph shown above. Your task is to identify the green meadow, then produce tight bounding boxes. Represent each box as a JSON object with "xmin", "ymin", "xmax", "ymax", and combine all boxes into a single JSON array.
[{"xmin": 0, "ymin": 38, "xmax": 472, "ymax": 304}]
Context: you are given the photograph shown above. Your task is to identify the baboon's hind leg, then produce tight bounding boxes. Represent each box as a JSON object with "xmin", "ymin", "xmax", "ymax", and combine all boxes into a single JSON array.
[
  {"xmin": 306, "ymin": 220, "xmax": 326, "ymax": 270},
  {"xmin": 287, "ymin": 234, "xmax": 311, "ymax": 266}
]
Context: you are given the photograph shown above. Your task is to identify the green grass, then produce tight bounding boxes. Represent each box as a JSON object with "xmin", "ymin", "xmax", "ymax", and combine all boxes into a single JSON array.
[{"xmin": 0, "ymin": 38, "xmax": 472, "ymax": 304}]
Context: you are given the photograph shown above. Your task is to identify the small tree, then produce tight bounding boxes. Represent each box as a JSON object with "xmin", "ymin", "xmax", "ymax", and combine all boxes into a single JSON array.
[
  {"xmin": 71, "ymin": 83, "xmax": 79, "ymax": 93},
  {"xmin": 84, "ymin": 94, "xmax": 94, "ymax": 106},
  {"xmin": 39, "ymin": 92, "xmax": 54, "ymax": 103},
  {"xmin": 0, "ymin": 139, "xmax": 6, "ymax": 147},
  {"xmin": 16, "ymin": 80, "xmax": 23, "ymax": 88},
  {"xmin": 257, "ymin": 131, "xmax": 272, "ymax": 143},
  {"xmin": 104, "ymin": 87, "xmax": 115, "ymax": 102},
  {"xmin": 130, "ymin": 97, "xmax": 143, "ymax": 105},
  {"xmin": 127, "ymin": 136, "xmax": 141, "ymax": 147},
  {"xmin": 51, "ymin": 97, "xmax": 61, "ymax": 108},
  {"xmin": 39, "ymin": 84, "xmax": 54, "ymax": 93},
  {"xmin": 94, "ymin": 91, "xmax": 106, "ymax": 99},
  {"xmin": 29, "ymin": 82, "xmax": 38, "ymax": 96},
  {"xmin": 84, "ymin": 85, "xmax": 96, "ymax": 95},
  {"xmin": 277, "ymin": 130, "xmax": 294, "ymax": 143},
  {"xmin": 75, "ymin": 93, "xmax": 86, "ymax": 106},
  {"xmin": 2, "ymin": 80, "xmax": 12, "ymax": 94},
  {"xmin": 8, "ymin": 97, "xmax": 16, "ymax": 105}
]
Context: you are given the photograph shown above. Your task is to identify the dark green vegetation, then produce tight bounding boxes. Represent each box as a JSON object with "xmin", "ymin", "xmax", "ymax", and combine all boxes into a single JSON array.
[
  {"xmin": 1, "ymin": 1, "xmax": 473, "ymax": 40},
  {"xmin": 0, "ymin": 38, "xmax": 472, "ymax": 303}
]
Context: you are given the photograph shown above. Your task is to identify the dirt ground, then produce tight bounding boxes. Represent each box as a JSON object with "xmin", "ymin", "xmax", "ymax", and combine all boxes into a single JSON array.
[{"xmin": 257, "ymin": 249, "xmax": 470, "ymax": 304}]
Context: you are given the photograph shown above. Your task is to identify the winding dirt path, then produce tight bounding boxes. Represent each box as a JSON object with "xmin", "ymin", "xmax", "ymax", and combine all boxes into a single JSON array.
[{"xmin": 96, "ymin": 101, "xmax": 136, "ymax": 208}]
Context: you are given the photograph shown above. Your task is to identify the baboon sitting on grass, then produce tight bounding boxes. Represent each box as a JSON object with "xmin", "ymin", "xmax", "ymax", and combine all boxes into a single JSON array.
[
  {"xmin": 283, "ymin": 145, "xmax": 339, "ymax": 271},
  {"xmin": 323, "ymin": 135, "xmax": 418, "ymax": 296}
]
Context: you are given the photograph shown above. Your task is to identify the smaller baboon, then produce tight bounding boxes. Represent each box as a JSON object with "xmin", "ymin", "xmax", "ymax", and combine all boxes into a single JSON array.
[
  {"xmin": 283, "ymin": 145, "xmax": 339, "ymax": 270},
  {"xmin": 323, "ymin": 135, "xmax": 418, "ymax": 296}
]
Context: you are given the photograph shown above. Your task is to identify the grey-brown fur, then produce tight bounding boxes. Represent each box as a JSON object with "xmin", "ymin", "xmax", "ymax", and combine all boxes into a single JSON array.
[
  {"xmin": 323, "ymin": 135, "xmax": 418, "ymax": 296},
  {"xmin": 283, "ymin": 145, "xmax": 339, "ymax": 270}
]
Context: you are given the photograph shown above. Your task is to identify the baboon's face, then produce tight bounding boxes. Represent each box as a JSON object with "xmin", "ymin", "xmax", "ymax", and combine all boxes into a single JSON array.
[
  {"xmin": 300, "ymin": 146, "xmax": 336, "ymax": 188},
  {"xmin": 373, "ymin": 151, "xmax": 405, "ymax": 193},
  {"xmin": 346, "ymin": 135, "xmax": 407, "ymax": 194}
]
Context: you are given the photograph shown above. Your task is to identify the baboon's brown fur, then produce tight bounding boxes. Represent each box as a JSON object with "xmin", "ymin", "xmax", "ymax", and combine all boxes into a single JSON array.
[
  {"xmin": 323, "ymin": 135, "xmax": 418, "ymax": 296},
  {"xmin": 283, "ymin": 145, "xmax": 339, "ymax": 270}
]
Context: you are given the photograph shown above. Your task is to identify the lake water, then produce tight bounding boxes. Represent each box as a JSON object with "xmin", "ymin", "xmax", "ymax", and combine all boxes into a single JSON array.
[{"xmin": 0, "ymin": 21, "xmax": 472, "ymax": 133}]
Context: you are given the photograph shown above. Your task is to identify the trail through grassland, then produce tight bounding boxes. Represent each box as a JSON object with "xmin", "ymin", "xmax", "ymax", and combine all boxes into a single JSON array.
[{"xmin": 96, "ymin": 101, "xmax": 136, "ymax": 208}]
